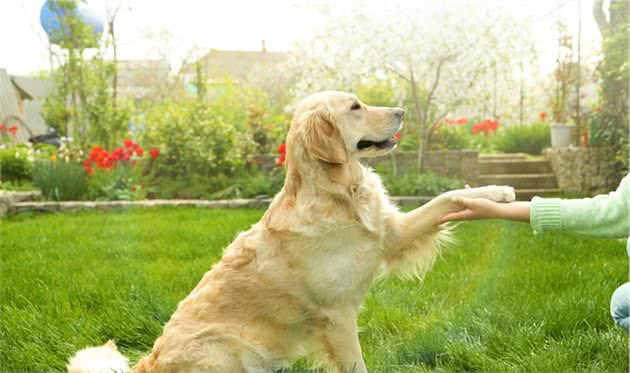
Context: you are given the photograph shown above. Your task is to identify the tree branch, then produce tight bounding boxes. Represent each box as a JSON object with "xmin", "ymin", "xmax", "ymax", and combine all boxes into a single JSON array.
[
  {"xmin": 384, "ymin": 64, "xmax": 411, "ymax": 83},
  {"xmin": 593, "ymin": 0, "xmax": 608, "ymax": 37}
]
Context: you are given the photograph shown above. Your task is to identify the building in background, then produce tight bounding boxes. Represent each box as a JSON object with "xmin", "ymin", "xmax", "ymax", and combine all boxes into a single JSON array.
[
  {"xmin": 181, "ymin": 41, "xmax": 290, "ymax": 107},
  {"xmin": 116, "ymin": 59, "xmax": 171, "ymax": 101},
  {"xmin": 0, "ymin": 68, "xmax": 54, "ymax": 144}
]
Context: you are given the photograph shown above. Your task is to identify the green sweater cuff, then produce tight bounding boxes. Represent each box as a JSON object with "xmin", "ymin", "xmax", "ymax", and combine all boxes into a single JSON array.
[{"xmin": 530, "ymin": 197, "xmax": 562, "ymax": 234}]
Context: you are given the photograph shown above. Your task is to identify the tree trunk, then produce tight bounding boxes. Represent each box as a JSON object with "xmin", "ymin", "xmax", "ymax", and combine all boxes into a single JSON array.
[
  {"xmin": 111, "ymin": 20, "xmax": 118, "ymax": 110},
  {"xmin": 409, "ymin": 73, "xmax": 425, "ymax": 171}
]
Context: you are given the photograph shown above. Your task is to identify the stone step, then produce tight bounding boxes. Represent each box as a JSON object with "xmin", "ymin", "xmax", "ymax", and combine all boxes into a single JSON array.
[
  {"xmin": 479, "ymin": 174, "xmax": 558, "ymax": 189},
  {"xmin": 479, "ymin": 153, "xmax": 528, "ymax": 161},
  {"xmin": 479, "ymin": 159, "xmax": 552, "ymax": 175},
  {"xmin": 515, "ymin": 188, "xmax": 563, "ymax": 201}
]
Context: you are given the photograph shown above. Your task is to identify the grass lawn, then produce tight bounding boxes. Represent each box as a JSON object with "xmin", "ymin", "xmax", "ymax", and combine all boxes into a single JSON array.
[{"xmin": 1, "ymin": 208, "xmax": 627, "ymax": 372}]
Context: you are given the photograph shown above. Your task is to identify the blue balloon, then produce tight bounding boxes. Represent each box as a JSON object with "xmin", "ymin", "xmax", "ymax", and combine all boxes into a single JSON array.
[{"xmin": 40, "ymin": 0, "xmax": 104, "ymax": 47}]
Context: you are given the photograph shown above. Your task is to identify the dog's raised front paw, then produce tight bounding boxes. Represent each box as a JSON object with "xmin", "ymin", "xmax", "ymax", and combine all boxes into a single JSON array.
[{"xmin": 481, "ymin": 185, "xmax": 516, "ymax": 202}]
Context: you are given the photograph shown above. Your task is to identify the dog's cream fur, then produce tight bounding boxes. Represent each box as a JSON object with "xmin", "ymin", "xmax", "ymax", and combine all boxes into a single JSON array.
[{"xmin": 68, "ymin": 91, "xmax": 514, "ymax": 373}]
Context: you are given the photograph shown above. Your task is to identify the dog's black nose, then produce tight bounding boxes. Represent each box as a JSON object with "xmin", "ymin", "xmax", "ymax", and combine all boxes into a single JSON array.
[{"xmin": 393, "ymin": 108, "xmax": 404, "ymax": 120}]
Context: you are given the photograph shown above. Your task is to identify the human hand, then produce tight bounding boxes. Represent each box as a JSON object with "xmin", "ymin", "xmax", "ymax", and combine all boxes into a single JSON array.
[{"xmin": 439, "ymin": 197, "xmax": 530, "ymax": 224}]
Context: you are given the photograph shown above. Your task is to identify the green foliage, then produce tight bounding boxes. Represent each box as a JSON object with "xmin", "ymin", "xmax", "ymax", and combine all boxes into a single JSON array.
[
  {"xmin": 33, "ymin": 161, "xmax": 88, "ymax": 201},
  {"xmin": 355, "ymin": 78, "xmax": 401, "ymax": 107},
  {"xmin": 0, "ymin": 147, "xmax": 32, "ymax": 183},
  {"xmin": 1, "ymin": 211, "xmax": 625, "ymax": 371},
  {"xmin": 495, "ymin": 122, "xmax": 551, "ymax": 155},
  {"xmin": 595, "ymin": 7, "xmax": 629, "ymax": 178},
  {"xmin": 41, "ymin": 1, "xmax": 130, "ymax": 148},
  {"xmin": 429, "ymin": 125, "xmax": 471, "ymax": 151},
  {"xmin": 141, "ymin": 82, "xmax": 289, "ymax": 183},
  {"xmin": 0, "ymin": 181, "xmax": 35, "ymax": 191},
  {"xmin": 142, "ymin": 101, "xmax": 248, "ymax": 178},
  {"xmin": 147, "ymin": 168, "xmax": 285, "ymax": 200},
  {"xmin": 377, "ymin": 169, "xmax": 465, "ymax": 196},
  {"xmin": 87, "ymin": 165, "xmax": 139, "ymax": 201}
]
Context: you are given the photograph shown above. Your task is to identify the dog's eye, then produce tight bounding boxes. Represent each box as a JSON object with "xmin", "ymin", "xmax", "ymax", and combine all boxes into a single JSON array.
[{"xmin": 350, "ymin": 103, "xmax": 361, "ymax": 111}]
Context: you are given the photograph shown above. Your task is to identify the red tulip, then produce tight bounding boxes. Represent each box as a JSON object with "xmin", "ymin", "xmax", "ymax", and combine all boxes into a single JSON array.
[
  {"xmin": 456, "ymin": 117, "xmax": 468, "ymax": 125},
  {"xmin": 277, "ymin": 143, "xmax": 286, "ymax": 154},
  {"xmin": 135, "ymin": 147, "xmax": 144, "ymax": 157},
  {"xmin": 8, "ymin": 125, "xmax": 17, "ymax": 135},
  {"xmin": 124, "ymin": 139, "xmax": 134, "ymax": 148},
  {"xmin": 149, "ymin": 148, "xmax": 160, "ymax": 159},
  {"xmin": 539, "ymin": 111, "xmax": 547, "ymax": 121}
]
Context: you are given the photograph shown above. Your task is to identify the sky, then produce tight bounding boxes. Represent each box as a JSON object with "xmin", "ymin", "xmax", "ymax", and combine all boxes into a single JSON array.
[{"xmin": 0, "ymin": 0, "xmax": 605, "ymax": 76}]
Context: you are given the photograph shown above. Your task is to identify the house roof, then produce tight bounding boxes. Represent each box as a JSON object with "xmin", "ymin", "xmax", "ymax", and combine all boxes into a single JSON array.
[
  {"xmin": 10, "ymin": 75, "xmax": 55, "ymax": 99},
  {"xmin": 0, "ymin": 69, "xmax": 52, "ymax": 142},
  {"xmin": 182, "ymin": 48, "xmax": 289, "ymax": 81},
  {"xmin": 0, "ymin": 69, "xmax": 20, "ymax": 122}
]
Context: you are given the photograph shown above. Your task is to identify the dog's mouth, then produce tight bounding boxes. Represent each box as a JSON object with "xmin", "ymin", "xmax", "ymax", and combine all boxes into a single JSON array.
[{"xmin": 357, "ymin": 132, "xmax": 400, "ymax": 150}]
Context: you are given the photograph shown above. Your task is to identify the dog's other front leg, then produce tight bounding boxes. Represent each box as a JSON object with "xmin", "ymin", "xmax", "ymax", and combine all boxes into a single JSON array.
[
  {"xmin": 315, "ymin": 311, "xmax": 367, "ymax": 373},
  {"xmin": 383, "ymin": 185, "xmax": 515, "ymax": 277}
]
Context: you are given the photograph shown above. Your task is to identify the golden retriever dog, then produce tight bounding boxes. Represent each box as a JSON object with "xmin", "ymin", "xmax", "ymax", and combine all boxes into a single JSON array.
[{"xmin": 68, "ymin": 91, "xmax": 514, "ymax": 373}]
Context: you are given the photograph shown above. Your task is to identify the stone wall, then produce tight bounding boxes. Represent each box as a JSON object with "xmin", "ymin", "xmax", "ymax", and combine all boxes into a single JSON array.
[
  {"xmin": 254, "ymin": 150, "xmax": 480, "ymax": 185},
  {"xmin": 544, "ymin": 146, "xmax": 619, "ymax": 194}
]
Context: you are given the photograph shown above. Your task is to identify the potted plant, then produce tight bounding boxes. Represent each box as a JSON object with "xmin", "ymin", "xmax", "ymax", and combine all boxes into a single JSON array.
[{"xmin": 550, "ymin": 120, "xmax": 576, "ymax": 147}]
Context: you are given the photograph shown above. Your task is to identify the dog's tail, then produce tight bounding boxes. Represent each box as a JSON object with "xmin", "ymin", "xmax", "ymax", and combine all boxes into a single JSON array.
[{"xmin": 67, "ymin": 340, "xmax": 131, "ymax": 373}]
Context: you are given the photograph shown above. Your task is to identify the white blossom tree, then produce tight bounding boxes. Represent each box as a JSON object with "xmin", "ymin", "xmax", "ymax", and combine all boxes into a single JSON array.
[{"xmin": 289, "ymin": 4, "xmax": 535, "ymax": 169}]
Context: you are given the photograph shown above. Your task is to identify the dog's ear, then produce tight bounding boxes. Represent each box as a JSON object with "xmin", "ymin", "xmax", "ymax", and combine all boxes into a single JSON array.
[{"xmin": 298, "ymin": 106, "xmax": 347, "ymax": 164}]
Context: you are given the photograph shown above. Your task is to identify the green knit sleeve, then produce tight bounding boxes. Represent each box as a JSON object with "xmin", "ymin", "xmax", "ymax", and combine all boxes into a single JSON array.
[
  {"xmin": 530, "ymin": 197, "xmax": 562, "ymax": 234},
  {"xmin": 530, "ymin": 175, "xmax": 630, "ymax": 239}
]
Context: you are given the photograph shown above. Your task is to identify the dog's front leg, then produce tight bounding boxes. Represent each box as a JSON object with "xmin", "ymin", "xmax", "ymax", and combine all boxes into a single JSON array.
[
  {"xmin": 383, "ymin": 185, "xmax": 515, "ymax": 276},
  {"xmin": 315, "ymin": 311, "xmax": 367, "ymax": 373}
]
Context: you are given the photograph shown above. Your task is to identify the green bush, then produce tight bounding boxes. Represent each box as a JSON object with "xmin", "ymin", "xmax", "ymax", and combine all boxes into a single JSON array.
[
  {"xmin": 87, "ymin": 165, "xmax": 139, "ymax": 201},
  {"xmin": 429, "ymin": 125, "xmax": 471, "ymax": 151},
  {"xmin": 378, "ymin": 169, "xmax": 465, "ymax": 196},
  {"xmin": 147, "ymin": 168, "xmax": 285, "ymax": 200},
  {"xmin": 0, "ymin": 147, "xmax": 32, "ymax": 183},
  {"xmin": 33, "ymin": 161, "xmax": 88, "ymax": 201},
  {"xmin": 142, "ymin": 101, "xmax": 250, "ymax": 178},
  {"xmin": 495, "ymin": 122, "xmax": 550, "ymax": 155}
]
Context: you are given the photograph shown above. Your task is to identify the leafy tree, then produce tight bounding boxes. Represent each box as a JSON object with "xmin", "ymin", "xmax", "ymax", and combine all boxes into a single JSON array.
[
  {"xmin": 593, "ymin": 0, "xmax": 629, "ymax": 177},
  {"xmin": 289, "ymin": 5, "xmax": 534, "ymax": 169},
  {"xmin": 42, "ymin": 0, "xmax": 129, "ymax": 150}
]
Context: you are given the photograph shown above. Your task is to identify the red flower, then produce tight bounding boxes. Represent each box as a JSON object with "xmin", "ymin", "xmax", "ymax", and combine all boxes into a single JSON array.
[
  {"xmin": 135, "ymin": 147, "xmax": 144, "ymax": 157},
  {"xmin": 124, "ymin": 139, "xmax": 134, "ymax": 148},
  {"xmin": 539, "ymin": 111, "xmax": 547, "ymax": 121},
  {"xmin": 276, "ymin": 142, "xmax": 287, "ymax": 167},
  {"xmin": 0, "ymin": 124, "xmax": 4, "ymax": 131},
  {"xmin": 394, "ymin": 132, "xmax": 401, "ymax": 139},
  {"xmin": 488, "ymin": 120, "xmax": 499, "ymax": 131},
  {"xmin": 83, "ymin": 160, "xmax": 94, "ymax": 175},
  {"xmin": 456, "ymin": 117, "xmax": 468, "ymax": 125},
  {"xmin": 445, "ymin": 118, "xmax": 454, "ymax": 125},
  {"xmin": 112, "ymin": 147, "xmax": 125, "ymax": 161},
  {"xmin": 140, "ymin": 183, "xmax": 145, "ymax": 187},
  {"xmin": 131, "ymin": 185, "xmax": 137, "ymax": 191},
  {"xmin": 149, "ymin": 148, "xmax": 160, "ymax": 159},
  {"xmin": 471, "ymin": 119, "xmax": 499, "ymax": 136},
  {"xmin": 8, "ymin": 125, "xmax": 17, "ymax": 135}
]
